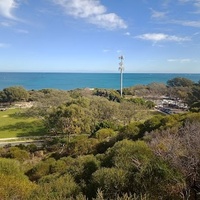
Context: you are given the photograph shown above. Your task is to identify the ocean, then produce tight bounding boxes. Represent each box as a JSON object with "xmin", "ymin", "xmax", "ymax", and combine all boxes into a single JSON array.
[{"xmin": 0, "ymin": 72, "xmax": 200, "ymax": 91}]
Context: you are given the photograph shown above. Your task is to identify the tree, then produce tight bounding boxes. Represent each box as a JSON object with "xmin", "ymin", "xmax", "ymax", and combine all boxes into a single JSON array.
[
  {"xmin": 6, "ymin": 146, "xmax": 30, "ymax": 162},
  {"xmin": 130, "ymin": 156, "xmax": 184, "ymax": 199},
  {"xmin": 68, "ymin": 136, "xmax": 99, "ymax": 156},
  {"xmin": 45, "ymin": 103, "xmax": 92, "ymax": 136},
  {"xmin": 0, "ymin": 158, "xmax": 36, "ymax": 199},
  {"xmin": 91, "ymin": 167, "xmax": 128, "ymax": 199},
  {"xmin": 118, "ymin": 122, "xmax": 141, "ymax": 140},
  {"xmin": 29, "ymin": 89, "xmax": 71, "ymax": 107},
  {"xmin": 100, "ymin": 139, "xmax": 183, "ymax": 199},
  {"xmin": 102, "ymin": 140, "xmax": 153, "ymax": 170},
  {"xmin": 89, "ymin": 96, "xmax": 118, "ymax": 129},
  {"xmin": 2, "ymin": 86, "xmax": 29, "ymax": 103},
  {"xmin": 118, "ymin": 101, "xmax": 138, "ymax": 125},
  {"xmin": 0, "ymin": 91, "xmax": 7, "ymax": 102},
  {"xmin": 190, "ymin": 101, "xmax": 200, "ymax": 112},
  {"xmin": 167, "ymin": 77, "xmax": 194, "ymax": 87},
  {"xmin": 149, "ymin": 121, "xmax": 200, "ymax": 199},
  {"xmin": 94, "ymin": 89, "xmax": 121, "ymax": 102},
  {"xmin": 167, "ymin": 86, "xmax": 191, "ymax": 102},
  {"xmin": 65, "ymin": 155, "xmax": 100, "ymax": 183},
  {"xmin": 26, "ymin": 157, "xmax": 57, "ymax": 181},
  {"xmin": 124, "ymin": 85, "xmax": 149, "ymax": 96},
  {"xmin": 94, "ymin": 128, "xmax": 116, "ymax": 141},
  {"xmin": 30, "ymin": 173, "xmax": 80, "ymax": 200},
  {"xmin": 147, "ymin": 82, "xmax": 167, "ymax": 96},
  {"xmin": 141, "ymin": 115, "xmax": 163, "ymax": 133},
  {"xmin": 187, "ymin": 85, "xmax": 200, "ymax": 106}
]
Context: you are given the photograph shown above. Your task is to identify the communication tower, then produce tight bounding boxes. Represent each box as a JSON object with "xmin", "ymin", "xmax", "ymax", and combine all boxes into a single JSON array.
[{"xmin": 118, "ymin": 55, "xmax": 124, "ymax": 97}]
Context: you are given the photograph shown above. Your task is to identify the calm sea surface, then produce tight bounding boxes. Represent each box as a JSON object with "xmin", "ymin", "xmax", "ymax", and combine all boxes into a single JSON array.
[{"xmin": 0, "ymin": 73, "xmax": 200, "ymax": 90}]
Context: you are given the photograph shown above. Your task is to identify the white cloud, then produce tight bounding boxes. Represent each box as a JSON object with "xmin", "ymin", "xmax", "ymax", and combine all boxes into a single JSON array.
[
  {"xmin": 193, "ymin": 32, "xmax": 200, "ymax": 35},
  {"xmin": 178, "ymin": 0, "xmax": 200, "ymax": 13},
  {"xmin": 150, "ymin": 8, "xmax": 167, "ymax": 19},
  {"xmin": 135, "ymin": 33, "xmax": 190, "ymax": 42},
  {"xmin": 194, "ymin": 0, "xmax": 200, "ymax": 7},
  {"xmin": 167, "ymin": 58, "xmax": 191, "ymax": 63},
  {"xmin": 191, "ymin": 0, "xmax": 200, "ymax": 13},
  {"xmin": 54, "ymin": 0, "xmax": 106, "ymax": 18},
  {"xmin": 103, "ymin": 49, "xmax": 110, "ymax": 53},
  {"xmin": 124, "ymin": 32, "xmax": 130, "ymax": 36},
  {"xmin": 89, "ymin": 13, "xmax": 127, "ymax": 30},
  {"xmin": 0, "ymin": 43, "xmax": 10, "ymax": 48},
  {"xmin": 172, "ymin": 20, "xmax": 200, "ymax": 27},
  {"xmin": 178, "ymin": 0, "xmax": 191, "ymax": 3},
  {"xmin": 53, "ymin": 0, "xmax": 127, "ymax": 30},
  {"xmin": 0, "ymin": 21, "xmax": 12, "ymax": 27},
  {"xmin": 116, "ymin": 50, "xmax": 122, "ymax": 54},
  {"xmin": 0, "ymin": 0, "xmax": 18, "ymax": 19},
  {"xmin": 16, "ymin": 29, "xmax": 29, "ymax": 34}
]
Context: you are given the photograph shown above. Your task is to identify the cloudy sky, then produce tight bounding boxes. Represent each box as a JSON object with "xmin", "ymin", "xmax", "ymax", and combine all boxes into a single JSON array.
[{"xmin": 0, "ymin": 0, "xmax": 200, "ymax": 73}]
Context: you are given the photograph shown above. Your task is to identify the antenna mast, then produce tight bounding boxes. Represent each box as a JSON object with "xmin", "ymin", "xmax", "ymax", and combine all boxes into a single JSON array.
[{"xmin": 118, "ymin": 55, "xmax": 124, "ymax": 97}]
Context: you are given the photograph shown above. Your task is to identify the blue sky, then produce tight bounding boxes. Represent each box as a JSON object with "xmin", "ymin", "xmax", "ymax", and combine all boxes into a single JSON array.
[{"xmin": 0, "ymin": 0, "xmax": 200, "ymax": 73}]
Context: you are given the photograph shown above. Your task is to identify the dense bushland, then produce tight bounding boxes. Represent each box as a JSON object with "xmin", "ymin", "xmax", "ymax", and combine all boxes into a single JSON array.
[{"xmin": 0, "ymin": 77, "xmax": 200, "ymax": 199}]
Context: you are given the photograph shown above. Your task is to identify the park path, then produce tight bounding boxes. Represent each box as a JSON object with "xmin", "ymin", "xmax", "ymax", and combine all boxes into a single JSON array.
[{"xmin": 0, "ymin": 136, "xmax": 46, "ymax": 147}]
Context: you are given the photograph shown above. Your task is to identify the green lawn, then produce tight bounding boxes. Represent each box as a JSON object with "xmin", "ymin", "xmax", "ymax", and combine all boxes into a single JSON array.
[{"xmin": 0, "ymin": 108, "xmax": 46, "ymax": 138}]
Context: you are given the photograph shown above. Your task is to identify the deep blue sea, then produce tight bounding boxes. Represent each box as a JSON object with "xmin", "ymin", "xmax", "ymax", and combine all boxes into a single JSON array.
[{"xmin": 0, "ymin": 73, "xmax": 200, "ymax": 90}]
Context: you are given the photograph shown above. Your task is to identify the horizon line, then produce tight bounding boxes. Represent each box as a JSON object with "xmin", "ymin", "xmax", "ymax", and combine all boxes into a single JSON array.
[{"xmin": 0, "ymin": 71, "xmax": 200, "ymax": 74}]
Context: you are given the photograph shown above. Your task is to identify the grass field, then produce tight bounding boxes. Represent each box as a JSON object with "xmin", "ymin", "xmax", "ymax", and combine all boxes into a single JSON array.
[
  {"xmin": 0, "ymin": 108, "xmax": 46, "ymax": 138},
  {"xmin": 0, "ymin": 107, "xmax": 163, "ymax": 139}
]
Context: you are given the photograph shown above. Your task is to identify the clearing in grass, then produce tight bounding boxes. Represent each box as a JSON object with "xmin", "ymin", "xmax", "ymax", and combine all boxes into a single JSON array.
[{"xmin": 0, "ymin": 108, "xmax": 46, "ymax": 138}]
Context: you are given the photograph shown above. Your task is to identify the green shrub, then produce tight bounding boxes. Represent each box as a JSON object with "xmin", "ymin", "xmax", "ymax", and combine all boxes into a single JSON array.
[
  {"xmin": 7, "ymin": 147, "xmax": 30, "ymax": 162},
  {"xmin": 0, "ymin": 158, "xmax": 36, "ymax": 200},
  {"xmin": 30, "ymin": 173, "xmax": 80, "ymax": 200},
  {"xmin": 95, "ymin": 128, "xmax": 116, "ymax": 141},
  {"xmin": 91, "ymin": 167, "xmax": 128, "ymax": 199}
]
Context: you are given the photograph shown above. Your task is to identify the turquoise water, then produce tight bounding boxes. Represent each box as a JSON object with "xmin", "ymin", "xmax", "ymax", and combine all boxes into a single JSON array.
[{"xmin": 0, "ymin": 72, "xmax": 200, "ymax": 90}]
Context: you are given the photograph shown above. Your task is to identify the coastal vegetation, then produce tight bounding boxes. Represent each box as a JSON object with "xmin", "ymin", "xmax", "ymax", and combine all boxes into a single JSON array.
[{"xmin": 0, "ymin": 77, "xmax": 200, "ymax": 199}]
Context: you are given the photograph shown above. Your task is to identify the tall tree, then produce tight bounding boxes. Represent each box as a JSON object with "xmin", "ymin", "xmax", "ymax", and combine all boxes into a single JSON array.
[
  {"xmin": 167, "ymin": 77, "xmax": 194, "ymax": 87},
  {"xmin": 2, "ymin": 86, "xmax": 29, "ymax": 103}
]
